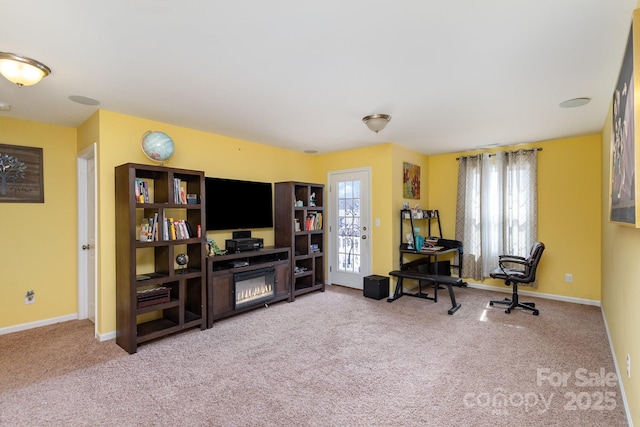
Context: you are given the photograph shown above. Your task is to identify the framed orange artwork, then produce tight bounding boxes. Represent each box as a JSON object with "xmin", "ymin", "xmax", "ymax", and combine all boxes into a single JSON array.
[{"xmin": 403, "ymin": 162, "xmax": 420, "ymax": 199}]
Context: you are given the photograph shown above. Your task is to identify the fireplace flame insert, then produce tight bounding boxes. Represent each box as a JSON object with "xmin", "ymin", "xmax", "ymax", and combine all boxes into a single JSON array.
[{"xmin": 234, "ymin": 267, "xmax": 276, "ymax": 310}]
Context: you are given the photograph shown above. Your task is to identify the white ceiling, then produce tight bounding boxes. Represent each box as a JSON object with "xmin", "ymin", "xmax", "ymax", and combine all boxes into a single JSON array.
[{"xmin": 0, "ymin": 1, "xmax": 636, "ymax": 155}]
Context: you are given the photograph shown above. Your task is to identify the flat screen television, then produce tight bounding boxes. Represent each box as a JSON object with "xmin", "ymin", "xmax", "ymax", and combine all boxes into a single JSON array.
[{"xmin": 205, "ymin": 177, "xmax": 273, "ymax": 231}]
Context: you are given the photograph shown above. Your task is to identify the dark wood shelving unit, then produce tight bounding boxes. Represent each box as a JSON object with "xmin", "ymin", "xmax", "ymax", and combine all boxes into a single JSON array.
[
  {"xmin": 115, "ymin": 163, "xmax": 207, "ymax": 354},
  {"xmin": 206, "ymin": 246, "xmax": 291, "ymax": 327},
  {"xmin": 274, "ymin": 182, "xmax": 325, "ymax": 301}
]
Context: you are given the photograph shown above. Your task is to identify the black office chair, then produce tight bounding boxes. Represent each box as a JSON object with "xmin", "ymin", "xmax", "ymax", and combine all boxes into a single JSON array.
[{"xmin": 489, "ymin": 242, "xmax": 545, "ymax": 315}]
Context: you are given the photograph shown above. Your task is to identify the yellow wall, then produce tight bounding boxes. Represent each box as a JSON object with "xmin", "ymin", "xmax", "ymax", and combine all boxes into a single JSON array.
[
  {"xmin": 0, "ymin": 117, "xmax": 78, "ymax": 328},
  {"xmin": 315, "ymin": 143, "xmax": 394, "ymax": 279},
  {"xmin": 602, "ymin": 96, "xmax": 640, "ymax": 423},
  {"xmin": 391, "ymin": 144, "xmax": 430, "ymax": 271},
  {"xmin": 93, "ymin": 110, "xmax": 318, "ymax": 333},
  {"xmin": 1, "ymin": 108, "xmax": 637, "ymax": 424},
  {"xmin": 314, "ymin": 143, "xmax": 428, "ymax": 285},
  {"xmin": 428, "ymin": 135, "xmax": 602, "ymax": 301}
]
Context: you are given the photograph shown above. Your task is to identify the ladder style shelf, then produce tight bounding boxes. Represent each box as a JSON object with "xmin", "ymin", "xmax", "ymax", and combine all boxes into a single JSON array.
[{"xmin": 399, "ymin": 209, "xmax": 462, "ymax": 275}]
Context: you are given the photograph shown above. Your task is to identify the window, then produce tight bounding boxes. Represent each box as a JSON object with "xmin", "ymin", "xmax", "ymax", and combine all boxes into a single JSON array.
[{"xmin": 456, "ymin": 150, "xmax": 538, "ymax": 280}]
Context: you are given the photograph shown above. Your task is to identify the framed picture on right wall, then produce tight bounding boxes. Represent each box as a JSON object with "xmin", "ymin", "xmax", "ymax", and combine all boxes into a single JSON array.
[
  {"xmin": 610, "ymin": 11, "xmax": 640, "ymax": 227},
  {"xmin": 403, "ymin": 162, "xmax": 420, "ymax": 199}
]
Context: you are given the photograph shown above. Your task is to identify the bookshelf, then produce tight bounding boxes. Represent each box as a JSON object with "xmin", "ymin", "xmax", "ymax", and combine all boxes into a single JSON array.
[
  {"xmin": 115, "ymin": 163, "xmax": 206, "ymax": 354},
  {"xmin": 274, "ymin": 182, "xmax": 325, "ymax": 301}
]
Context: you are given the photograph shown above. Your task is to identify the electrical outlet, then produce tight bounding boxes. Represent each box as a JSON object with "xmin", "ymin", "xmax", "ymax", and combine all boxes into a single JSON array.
[
  {"xmin": 565, "ymin": 273, "xmax": 573, "ymax": 283},
  {"xmin": 25, "ymin": 290, "xmax": 35, "ymax": 304},
  {"xmin": 627, "ymin": 354, "xmax": 631, "ymax": 378}
]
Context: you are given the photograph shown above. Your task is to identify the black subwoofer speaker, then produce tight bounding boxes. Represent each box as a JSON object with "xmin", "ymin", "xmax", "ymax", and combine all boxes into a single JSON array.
[{"xmin": 363, "ymin": 275, "xmax": 390, "ymax": 300}]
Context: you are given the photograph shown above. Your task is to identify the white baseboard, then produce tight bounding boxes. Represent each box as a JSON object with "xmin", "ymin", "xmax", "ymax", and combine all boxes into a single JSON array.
[
  {"xmin": 601, "ymin": 310, "xmax": 634, "ymax": 427},
  {"xmin": 0, "ymin": 313, "xmax": 78, "ymax": 336},
  {"xmin": 0, "ymin": 314, "xmax": 116, "ymax": 342},
  {"xmin": 465, "ymin": 282, "xmax": 601, "ymax": 307},
  {"xmin": 98, "ymin": 330, "xmax": 116, "ymax": 342}
]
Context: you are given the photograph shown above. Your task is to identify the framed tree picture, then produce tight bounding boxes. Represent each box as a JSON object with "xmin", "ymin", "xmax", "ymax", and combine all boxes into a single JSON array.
[
  {"xmin": 0, "ymin": 144, "xmax": 44, "ymax": 203},
  {"xmin": 403, "ymin": 162, "xmax": 420, "ymax": 199}
]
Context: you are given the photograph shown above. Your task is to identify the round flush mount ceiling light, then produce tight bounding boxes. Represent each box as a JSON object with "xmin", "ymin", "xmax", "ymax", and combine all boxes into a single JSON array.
[
  {"xmin": 559, "ymin": 97, "xmax": 591, "ymax": 108},
  {"xmin": 0, "ymin": 52, "xmax": 51, "ymax": 87},
  {"xmin": 69, "ymin": 95, "xmax": 101, "ymax": 106},
  {"xmin": 362, "ymin": 114, "xmax": 391, "ymax": 133}
]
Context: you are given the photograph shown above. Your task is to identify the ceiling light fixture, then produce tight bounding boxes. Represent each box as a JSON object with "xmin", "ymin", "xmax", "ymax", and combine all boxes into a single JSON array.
[
  {"xmin": 0, "ymin": 52, "xmax": 51, "ymax": 87},
  {"xmin": 362, "ymin": 114, "xmax": 391, "ymax": 133},
  {"xmin": 559, "ymin": 97, "xmax": 591, "ymax": 108}
]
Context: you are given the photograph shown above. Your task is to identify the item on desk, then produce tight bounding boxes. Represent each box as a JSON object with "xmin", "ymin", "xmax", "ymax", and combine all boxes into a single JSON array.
[
  {"xmin": 422, "ymin": 245, "xmax": 444, "ymax": 252},
  {"xmin": 405, "ymin": 232, "xmax": 414, "ymax": 249},
  {"xmin": 414, "ymin": 235, "xmax": 424, "ymax": 251}
]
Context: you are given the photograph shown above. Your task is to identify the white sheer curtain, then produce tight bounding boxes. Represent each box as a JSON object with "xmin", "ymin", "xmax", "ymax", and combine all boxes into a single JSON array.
[
  {"xmin": 456, "ymin": 150, "xmax": 538, "ymax": 281},
  {"xmin": 481, "ymin": 154, "xmax": 503, "ymax": 275}
]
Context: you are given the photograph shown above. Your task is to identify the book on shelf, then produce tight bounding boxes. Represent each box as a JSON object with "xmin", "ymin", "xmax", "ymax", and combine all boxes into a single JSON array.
[
  {"xmin": 183, "ymin": 220, "xmax": 194, "ymax": 238},
  {"xmin": 150, "ymin": 212, "xmax": 159, "ymax": 241},
  {"xmin": 173, "ymin": 220, "xmax": 187, "ymax": 239},
  {"xmin": 173, "ymin": 178, "xmax": 188, "ymax": 204},
  {"xmin": 305, "ymin": 211, "xmax": 323, "ymax": 231},
  {"xmin": 162, "ymin": 216, "xmax": 170, "ymax": 241},
  {"xmin": 161, "ymin": 217, "xmax": 195, "ymax": 240},
  {"xmin": 139, "ymin": 215, "xmax": 160, "ymax": 241},
  {"xmin": 135, "ymin": 179, "xmax": 150, "ymax": 203},
  {"xmin": 168, "ymin": 218, "xmax": 177, "ymax": 240},
  {"xmin": 139, "ymin": 222, "xmax": 150, "ymax": 241}
]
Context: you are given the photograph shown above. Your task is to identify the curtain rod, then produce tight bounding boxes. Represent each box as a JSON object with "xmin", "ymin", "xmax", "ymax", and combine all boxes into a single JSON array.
[{"xmin": 456, "ymin": 147, "xmax": 542, "ymax": 160}]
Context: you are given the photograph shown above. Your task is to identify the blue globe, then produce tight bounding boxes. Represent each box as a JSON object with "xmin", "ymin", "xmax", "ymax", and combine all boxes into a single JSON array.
[{"xmin": 141, "ymin": 131, "xmax": 175, "ymax": 162}]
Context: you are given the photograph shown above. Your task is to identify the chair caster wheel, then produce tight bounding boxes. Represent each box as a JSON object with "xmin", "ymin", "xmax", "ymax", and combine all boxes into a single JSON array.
[
  {"xmin": 489, "ymin": 302, "xmax": 494, "ymax": 306},
  {"xmin": 533, "ymin": 310, "xmax": 539, "ymax": 316},
  {"xmin": 505, "ymin": 309, "xmax": 511, "ymax": 314}
]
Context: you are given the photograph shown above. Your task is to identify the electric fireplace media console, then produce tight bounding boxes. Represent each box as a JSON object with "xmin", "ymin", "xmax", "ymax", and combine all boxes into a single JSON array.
[{"xmin": 206, "ymin": 246, "xmax": 291, "ymax": 327}]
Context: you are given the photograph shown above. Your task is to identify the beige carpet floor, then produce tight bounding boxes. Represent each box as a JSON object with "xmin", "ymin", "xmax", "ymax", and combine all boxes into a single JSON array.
[{"xmin": 0, "ymin": 284, "xmax": 629, "ymax": 426}]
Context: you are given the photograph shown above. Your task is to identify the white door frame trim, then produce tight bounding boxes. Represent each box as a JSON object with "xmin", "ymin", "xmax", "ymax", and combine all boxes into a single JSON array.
[{"xmin": 77, "ymin": 143, "xmax": 98, "ymax": 337}]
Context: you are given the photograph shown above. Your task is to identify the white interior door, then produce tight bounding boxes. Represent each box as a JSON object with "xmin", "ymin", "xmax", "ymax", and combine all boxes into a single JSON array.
[
  {"xmin": 329, "ymin": 168, "xmax": 371, "ymax": 289},
  {"xmin": 86, "ymin": 155, "xmax": 96, "ymax": 322},
  {"xmin": 77, "ymin": 144, "xmax": 98, "ymax": 330}
]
